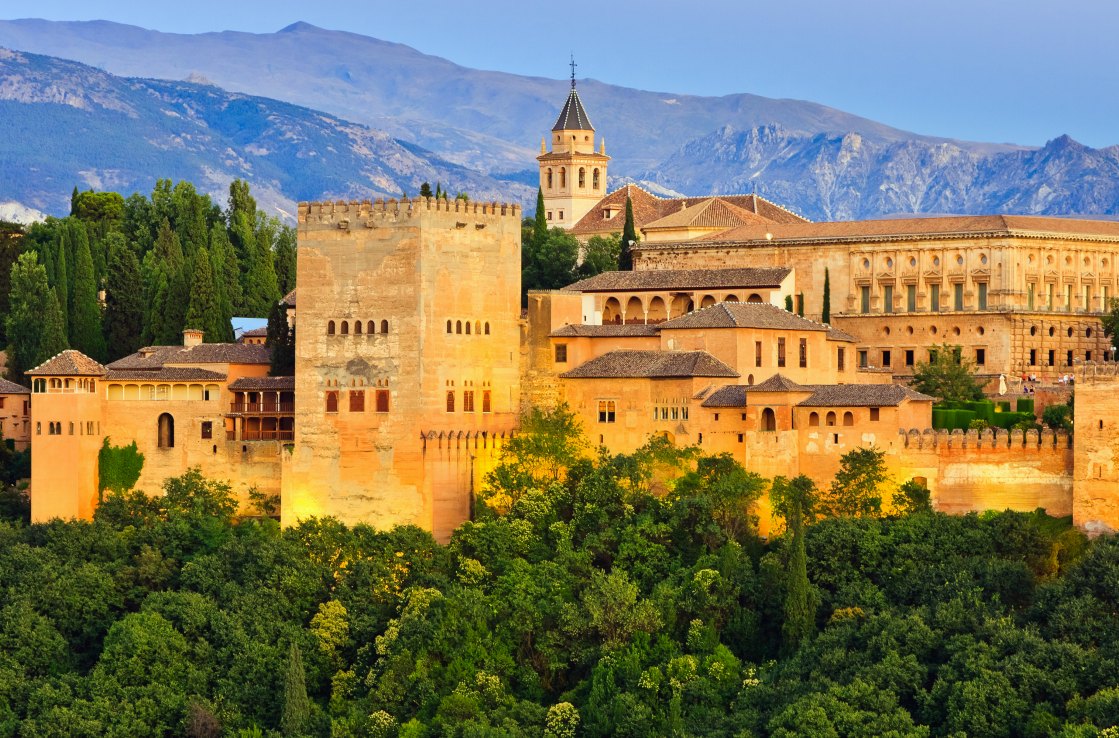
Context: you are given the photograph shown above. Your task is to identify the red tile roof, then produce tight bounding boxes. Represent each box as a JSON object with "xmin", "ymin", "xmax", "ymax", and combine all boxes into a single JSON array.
[
  {"xmin": 26, "ymin": 350, "xmax": 106, "ymax": 376},
  {"xmin": 560, "ymin": 350, "xmax": 738, "ymax": 379},
  {"xmin": 0, "ymin": 378, "xmax": 30, "ymax": 394},
  {"xmin": 565, "ymin": 267, "xmax": 790, "ymax": 293}
]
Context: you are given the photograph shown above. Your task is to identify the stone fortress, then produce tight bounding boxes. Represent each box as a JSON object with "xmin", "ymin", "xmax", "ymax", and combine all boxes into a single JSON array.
[{"xmin": 25, "ymin": 80, "xmax": 1119, "ymax": 537}]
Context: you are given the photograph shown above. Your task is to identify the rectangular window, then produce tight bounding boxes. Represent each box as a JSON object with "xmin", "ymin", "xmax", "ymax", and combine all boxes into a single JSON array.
[
  {"xmin": 777, "ymin": 337, "xmax": 786, "ymax": 368},
  {"xmin": 905, "ymin": 349, "xmax": 915, "ymax": 367},
  {"xmin": 376, "ymin": 389, "xmax": 390, "ymax": 413},
  {"xmin": 558, "ymin": 210, "xmax": 564, "ymax": 220},
  {"xmin": 464, "ymin": 390, "xmax": 475, "ymax": 412},
  {"xmin": 1066, "ymin": 285, "xmax": 1073, "ymax": 311},
  {"xmin": 737, "ymin": 434, "xmax": 744, "ymax": 443},
  {"xmin": 598, "ymin": 400, "xmax": 616, "ymax": 423},
  {"xmin": 976, "ymin": 348, "xmax": 986, "ymax": 366},
  {"xmin": 0, "ymin": 398, "xmax": 5, "ymax": 409},
  {"xmin": 860, "ymin": 286, "xmax": 870, "ymax": 314},
  {"xmin": 1067, "ymin": 350, "xmax": 1074, "ymax": 366},
  {"xmin": 349, "ymin": 390, "xmax": 365, "ymax": 412},
  {"xmin": 954, "ymin": 283, "xmax": 964, "ymax": 310},
  {"xmin": 325, "ymin": 391, "xmax": 338, "ymax": 413},
  {"xmin": 554, "ymin": 344, "xmax": 568, "ymax": 363},
  {"xmin": 799, "ymin": 338, "xmax": 807, "ymax": 368},
  {"xmin": 446, "ymin": 390, "xmax": 455, "ymax": 412},
  {"xmin": 1047, "ymin": 283, "xmax": 1055, "ymax": 310},
  {"xmin": 1104, "ymin": 286, "xmax": 1111, "ymax": 310},
  {"xmin": 547, "ymin": 211, "xmax": 553, "ymax": 220},
  {"xmin": 883, "ymin": 285, "xmax": 894, "ymax": 313},
  {"xmin": 929, "ymin": 349, "xmax": 938, "ymax": 363},
  {"xmin": 837, "ymin": 347, "xmax": 845, "ymax": 371},
  {"xmin": 1087, "ymin": 350, "xmax": 1093, "ymax": 362},
  {"xmin": 978, "ymin": 283, "xmax": 988, "ymax": 310},
  {"xmin": 858, "ymin": 350, "xmax": 868, "ymax": 368},
  {"xmin": 201, "ymin": 421, "xmax": 212, "ymax": 439},
  {"xmin": 755, "ymin": 340, "xmax": 763, "ymax": 367},
  {"xmin": 86, "ymin": 421, "xmax": 94, "ymax": 435},
  {"xmin": 1048, "ymin": 349, "xmax": 1055, "ymax": 366},
  {"xmin": 907, "ymin": 285, "xmax": 916, "ymax": 312},
  {"xmin": 1030, "ymin": 349, "xmax": 1037, "ymax": 366},
  {"xmin": 931, "ymin": 284, "xmax": 940, "ymax": 312},
  {"xmin": 870, "ymin": 407, "xmax": 880, "ymax": 421},
  {"xmin": 882, "ymin": 350, "xmax": 892, "ymax": 367},
  {"xmin": 482, "ymin": 390, "xmax": 491, "ymax": 413},
  {"xmin": 1028, "ymin": 283, "xmax": 1035, "ymax": 310}
]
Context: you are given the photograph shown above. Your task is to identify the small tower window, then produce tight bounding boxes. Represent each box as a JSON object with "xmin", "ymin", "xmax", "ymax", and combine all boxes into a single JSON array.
[
  {"xmin": 376, "ymin": 390, "xmax": 390, "ymax": 413},
  {"xmin": 381, "ymin": 320, "xmax": 389, "ymax": 334},
  {"xmin": 456, "ymin": 320, "xmax": 462, "ymax": 334},
  {"xmin": 465, "ymin": 322, "xmax": 472, "ymax": 335},
  {"xmin": 484, "ymin": 322, "xmax": 490, "ymax": 335},
  {"xmin": 578, "ymin": 167, "xmax": 586, "ymax": 188},
  {"xmin": 157, "ymin": 413, "xmax": 175, "ymax": 448},
  {"xmin": 446, "ymin": 320, "xmax": 452, "ymax": 334},
  {"xmin": 368, "ymin": 320, "xmax": 376, "ymax": 334},
  {"xmin": 327, "ymin": 320, "xmax": 336, "ymax": 335},
  {"xmin": 325, "ymin": 391, "xmax": 339, "ymax": 413},
  {"xmin": 446, "ymin": 391, "xmax": 456, "ymax": 413},
  {"xmin": 354, "ymin": 320, "xmax": 363, "ymax": 335},
  {"xmin": 546, "ymin": 168, "xmax": 553, "ymax": 189},
  {"xmin": 593, "ymin": 168, "xmax": 600, "ymax": 190},
  {"xmin": 559, "ymin": 167, "xmax": 566, "ymax": 189},
  {"xmin": 340, "ymin": 321, "xmax": 349, "ymax": 335}
]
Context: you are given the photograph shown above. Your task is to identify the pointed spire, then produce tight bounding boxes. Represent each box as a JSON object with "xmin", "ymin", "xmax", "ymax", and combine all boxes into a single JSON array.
[{"xmin": 552, "ymin": 87, "xmax": 594, "ymax": 132}]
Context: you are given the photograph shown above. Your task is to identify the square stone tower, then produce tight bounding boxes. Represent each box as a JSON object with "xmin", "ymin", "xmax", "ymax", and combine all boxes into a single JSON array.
[{"xmin": 283, "ymin": 197, "xmax": 522, "ymax": 539}]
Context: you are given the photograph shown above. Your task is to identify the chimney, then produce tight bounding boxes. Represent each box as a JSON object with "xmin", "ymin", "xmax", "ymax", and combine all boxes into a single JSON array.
[{"xmin": 182, "ymin": 328, "xmax": 204, "ymax": 347}]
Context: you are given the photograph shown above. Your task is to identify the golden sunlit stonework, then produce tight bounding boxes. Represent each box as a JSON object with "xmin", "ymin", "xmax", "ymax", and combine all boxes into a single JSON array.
[{"xmin": 26, "ymin": 83, "xmax": 1119, "ymax": 538}]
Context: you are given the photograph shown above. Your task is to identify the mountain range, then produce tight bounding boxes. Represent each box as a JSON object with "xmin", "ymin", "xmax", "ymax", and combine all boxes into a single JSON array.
[{"xmin": 0, "ymin": 19, "xmax": 1116, "ymax": 222}]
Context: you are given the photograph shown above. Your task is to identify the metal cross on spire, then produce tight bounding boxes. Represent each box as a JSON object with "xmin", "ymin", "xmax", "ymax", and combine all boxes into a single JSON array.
[{"xmin": 570, "ymin": 54, "xmax": 577, "ymax": 89}]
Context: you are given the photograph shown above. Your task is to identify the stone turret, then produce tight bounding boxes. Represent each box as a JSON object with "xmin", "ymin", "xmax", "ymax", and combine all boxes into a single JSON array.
[{"xmin": 537, "ymin": 77, "xmax": 610, "ymax": 229}]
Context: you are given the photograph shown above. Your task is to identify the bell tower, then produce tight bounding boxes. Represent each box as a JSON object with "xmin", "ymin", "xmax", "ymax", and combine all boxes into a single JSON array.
[{"xmin": 538, "ymin": 59, "xmax": 610, "ymax": 229}]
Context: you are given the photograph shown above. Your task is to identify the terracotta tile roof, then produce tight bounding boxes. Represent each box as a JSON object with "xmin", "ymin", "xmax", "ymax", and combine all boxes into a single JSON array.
[
  {"xmin": 0, "ymin": 378, "xmax": 30, "ymax": 394},
  {"xmin": 240, "ymin": 326, "xmax": 269, "ymax": 338},
  {"xmin": 750, "ymin": 373, "xmax": 807, "ymax": 392},
  {"xmin": 550, "ymin": 324, "xmax": 660, "ymax": 337},
  {"xmin": 797, "ymin": 384, "xmax": 934, "ymax": 407},
  {"xmin": 686, "ymin": 214, "xmax": 1119, "ymax": 247},
  {"xmin": 565, "ymin": 267, "xmax": 790, "ymax": 292},
  {"xmin": 659, "ymin": 302, "xmax": 827, "ymax": 332},
  {"xmin": 826, "ymin": 327, "xmax": 858, "ymax": 342},
  {"xmin": 552, "ymin": 87, "xmax": 595, "ymax": 131},
  {"xmin": 642, "ymin": 198, "xmax": 774, "ymax": 232},
  {"xmin": 569, "ymin": 184, "xmax": 807, "ymax": 237},
  {"xmin": 26, "ymin": 350, "xmax": 106, "ymax": 376},
  {"xmin": 701, "ymin": 384, "xmax": 749, "ymax": 408},
  {"xmin": 108, "ymin": 343, "xmax": 271, "ymax": 370},
  {"xmin": 560, "ymin": 350, "xmax": 739, "ymax": 379},
  {"xmin": 103, "ymin": 368, "xmax": 228, "ymax": 382},
  {"xmin": 229, "ymin": 376, "xmax": 295, "ymax": 391},
  {"xmin": 281, "ymin": 289, "xmax": 297, "ymax": 306}
]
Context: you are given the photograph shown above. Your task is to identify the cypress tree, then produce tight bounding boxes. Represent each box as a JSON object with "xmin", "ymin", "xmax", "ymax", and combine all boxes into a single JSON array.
[
  {"xmin": 6, "ymin": 253, "xmax": 56, "ymax": 380},
  {"xmin": 39, "ymin": 291, "xmax": 68, "ymax": 370},
  {"xmin": 619, "ymin": 194, "xmax": 637, "ymax": 271},
  {"xmin": 185, "ymin": 247, "xmax": 225, "ymax": 342},
  {"xmin": 785, "ymin": 294, "xmax": 794, "ymax": 312},
  {"xmin": 776, "ymin": 475, "xmax": 817, "ymax": 654},
  {"xmin": 209, "ymin": 223, "xmax": 242, "ymax": 326},
  {"xmin": 69, "ymin": 228, "xmax": 106, "ymax": 360},
  {"xmin": 54, "ymin": 229, "xmax": 70, "ymax": 337},
  {"xmin": 151, "ymin": 220, "xmax": 189, "ymax": 343},
  {"xmin": 273, "ymin": 225, "xmax": 297, "ymax": 297},
  {"xmin": 234, "ymin": 210, "xmax": 280, "ymax": 317},
  {"xmin": 70, "ymin": 185, "xmax": 79, "ymax": 215},
  {"xmin": 533, "ymin": 187, "xmax": 547, "ymax": 245},
  {"xmin": 267, "ymin": 300, "xmax": 295, "ymax": 376},
  {"xmin": 281, "ymin": 642, "xmax": 310, "ymax": 737},
  {"xmin": 822, "ymin": 267, "xmax": 831, "ymax": 324},
  {"xmin": 103, "ymin": 236, "xmax": 146, "ymax": 361},
  {"xmin": 797, "ymin": 292, "xmax": 805, "ymax": 318},
  {"xmin": 145, "ymin": 270, "xmax": 171, "ymax": 347}
]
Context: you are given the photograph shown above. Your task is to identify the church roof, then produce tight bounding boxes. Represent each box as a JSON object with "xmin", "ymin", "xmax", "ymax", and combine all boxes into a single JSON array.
[
  {"xmin": 642, "ymin": 197, "xmax": 775, "ymax": 232},
  {"xmin": 568, "ymin": 184, "xmax": 808, "ymax": 237},
  {"xmin": 0, "ymin": 378, "xmax": 29, "ymax": 394},
  {"xmin": 552, "ymin": 87, "xmax": 594, "ymax": 131},
  {"xmin": 565, "ymin": 267, "xmax": 790, "ymax": 293},
  {"xmin": 26, "ymin": 350, "xmax": 106, "ymax": 376},
  {"xmin": 658, "ymin": 302, "xmax": 827, "ymax": 332},
  {"xmin": 560, "ymin": 350, "xmax": 739, "ymax": 379}
]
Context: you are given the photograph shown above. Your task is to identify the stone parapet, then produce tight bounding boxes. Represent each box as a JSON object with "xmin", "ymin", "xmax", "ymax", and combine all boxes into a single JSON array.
[{"xmin": 297, "ymin": 197, "xmax": 521, "ymax": 228}]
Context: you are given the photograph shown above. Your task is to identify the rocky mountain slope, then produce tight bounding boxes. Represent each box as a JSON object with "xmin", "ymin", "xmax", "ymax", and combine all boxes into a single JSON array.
[{"xmin": 0, "ymin": 47, "xmax": 532, "ymax": 217}]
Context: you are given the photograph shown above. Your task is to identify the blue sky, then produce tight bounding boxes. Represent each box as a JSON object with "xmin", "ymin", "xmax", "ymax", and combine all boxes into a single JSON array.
[{"xmin": 5, "ymin": 0, "xmax": 1117, "ymax": 148}]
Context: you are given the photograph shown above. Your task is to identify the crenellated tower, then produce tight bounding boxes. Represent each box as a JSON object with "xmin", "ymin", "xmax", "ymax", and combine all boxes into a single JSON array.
[{"xmin": 538, "ymin": 63, "xmax": 609, "ymax": 229}]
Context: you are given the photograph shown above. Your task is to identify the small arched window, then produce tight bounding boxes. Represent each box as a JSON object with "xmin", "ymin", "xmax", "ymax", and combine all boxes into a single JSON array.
[
  {"xmin": 465, "ymin": 322, "xmax": 472, "ymax": 335},
  {"xmin": 546, "ymin": 168, "xmax": 553, "ymax": 189},
  {"xmin": 447, "ymin": 320, "xmax": 453, "ymax": 334},
  {"xmin": 327, "ymin": 320, "xmax": 336, "ymax": 335},
  {"xmin": 593, "ymin": 168, "xmax": 600, "ymax": 190},
  {"xmin": 474, "ymin": 321, "xmax": 481, "ymax": 335},
  {"xmin": 340, "ymin": 321, "xmax": 349, "ymax": 335},
  {"xmin": 325, "ymin": 391, "xmax": 338, "ymax": 413},
  {"xmin": 368, "ymin": 320, "xmax": 376, "ymax": 334},
  {"xmin": 354, "ymin": 320, "xmax": 363, "ymax": 335},
  {"xmin": 484, "ymin": 322, "xmax": 490, "ymax": 335},
  {"xmin": 157, "ymin": 413, "xmax": 175, "ymax": 448},
  {"xmin": 381, "ymin": 320, "xmax": 389, "ymax": 334},
  {"xmin": 559, "ymin": 167, "xmax": 566, "ymax": 188},
  {"xmin": 826, "ymin": 411, "xmax": 837, "ymax": 426},
  {"xmin": 761, "ymin": 408, "xmax": 776, "ymax": 432},
  {"xmin": 456, "ymin": 320, "xmax": 462, "ymax": 334},
  {"xmin": 809, "ymin": 412, "xmax": 820, "ymax": 427},
  {"xmin": 843, "ymin": 411, "xmax": 854, "ymax": 426},
  {"xmin": 578, "ymin": 168, "xmax": 586, "ymax": 188}
]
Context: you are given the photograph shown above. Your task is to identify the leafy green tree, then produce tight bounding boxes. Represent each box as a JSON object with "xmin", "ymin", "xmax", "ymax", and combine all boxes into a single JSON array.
[
  {"xmin": 419, "ymin": 182, "xmax": 433, "ymax": 198},
  {"xmin": 0, "ymin": 221, "xmax": 25, "ymax": 344},
  {"xmin": 910, "ymin": 343, "xmax": 985, "ymax": 403},
  {"xmin": 522, "ymin": 227, "xmax": 579, "ymax": 301},
  {"xmin": 820, "ymin": 447, "xmax": 890, "ymax": 518},
  {"xmin": 103, "ymin": 235, "xmax": 146, "ymax": 361},
  {"xmin": 208, "ymin": 223, "xmax": 240, "ymax": 340},
  {"xmin": 1043, "ymin": 403, "xmax": 1073, "ymax": 433},
  {"xmin": 619, "ymin": 195, "xmax": 637, "ymax": 270},
  {"xmin": 673, "ymin": 453, "xmax": 766, "ymax": 542},
  {"xmin": 1101, "ymin": 297, "xmax": 1119, "ymax": 351},
  {"xmin": 892, "ymin": 479, "xmax": 932, "ymax": 515},
  {"xmin": 68, "ymin": 226, "xmax": 106, "ymax": 360},
  {"xmin": 578, "ymin": 233, "xmax": 621, "ymax": 277},
  {"xmin": 822, "ymin": 267, "xmax": 831, "ymax": 323},
  {"xmin": 281, "ymin": 642, "xmax": 310, "ymax": 736},
  {"xmin": 146, "ymin": 219, "xmax": 190, "ymax": 345},
  {"xmin": 185, "ymin": 247, "xmax": 226, "ymax": 342},
  {"xmin": 6, "ymin": 253, "xmax": 68, "ymax": 380},
  {"xmin": 233, "ymin": 211, "xmax": 280, "ymax": 316}
]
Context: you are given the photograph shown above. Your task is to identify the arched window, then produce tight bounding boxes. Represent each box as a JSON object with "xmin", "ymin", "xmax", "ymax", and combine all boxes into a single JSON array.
[
  {"xmin": 602, "ymin": 298, "xmax": 623, "ymax": 324},
  {"xmin": 340, "ymin": 321, "xmax": 349, "ymax": 335},
  {"xmin": 578, "ymin": 168, "xmax": 586, "ymax": 188},
  {"xmin": 593, "ymin": 168, "xmax": 600, "ymax": 189},
  {"xmin": 325, "ymin": 391, "xmax": 338, "ymax": 413},
  {"xmin": 354, "ymin": 320, "xmax": 363, "ymax": 335},
  {"xmin": 747, "ymin": 293, "xmax": 763, "ymax": 303},
  {"xmin": 559, "ymin": 167, "xmax": 566, "ymax": 188},
  {"xmin": 826, "ymin": 411, "xmax": 836, "ymax": 426},
  {"xmin": 761, "ymin": 408, "xmax": 776, "ymax": 432},
  {"xmin": 327, "ymin": 320, "xmax": 336, "ymax": 335},
  {"xmin": 546, "ymin": 168, "xmax": 553, "ymax": 189},
  {"xmin": 35, "ymin": 422, "xmax": 40, "ymax": 435},
  {"xmin": 69, "ymin": 422, "xmax": 74, "ymax": 435},
  {"xmin": 368, "ymin": 320, "xmax": 376, "ymax": 334},
  {"xmin": 725, "ymin": 294, "xmax": 739, "ymax": 303},
  {"xmin": 381, "ymin": 320, "xmax": 389, "ymax": 334},
  {"xmin": 484, "ymin": 322, "xmax": 490, "ymax": 335},
  {"xmin": 474, "ymin": 321, "xmax": 481, "ymax": 335},
  {"xmin": 748, "ymin": 374, "xmax": 754, "ymax": 385},
  {"xmin": 809, "ymin": 412, "xmax": 820, "ymax": 426},
  {"xmin": 456, "ymin": 320, "xmax": 462, "ymax": 334},
  {"xmin": 465, "ymin": 322, "xmax": 472, "ymax": 335},
  {"xmin": 157, "ymin": 413, "xmax": 175, "ymax": 448},
  {"xmin": 447, "ymin": 320, "xmax": 453, "ymax": 334},
  {"xmin": 843, "ymin": 411, "xmax": 854, "ymax": 426}
]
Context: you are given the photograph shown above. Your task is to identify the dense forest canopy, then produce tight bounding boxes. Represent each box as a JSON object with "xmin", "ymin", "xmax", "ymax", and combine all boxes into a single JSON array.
[{"xmin": 0, "ymin": 408, "xmax": 1116, "ymax": 737}]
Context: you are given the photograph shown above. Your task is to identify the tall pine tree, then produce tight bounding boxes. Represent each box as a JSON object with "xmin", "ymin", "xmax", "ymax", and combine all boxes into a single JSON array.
[
  {"xmin": 266, "ymin": 300, "xmax": 295, "ymax": 376},
  {"xmin": 273, "ymin": 223, "xmax": 297, "ymax": 297},
  {"xmin": 149, "ymin": 220, "xmax": 189, "ymax": 345},
  {"xmin": 533, "ymin": 187, "xmax": 547, "ymax": 245},
  {"xmin": 53, "ymin": 227, "xmax": 70, "ymax": 338},
  {"xmin": 6, "ymin": 253, "xmax": 67, "ymax": 381},
  {"xmin": 209, "ymin": 223, "xmax": 242, "ymax": 330},
  {"xmin": 69, "ymin": 227, "xmax": 106, "ymax": 360},
  {"xmin": 103, "ymin": 236, "xmax": 146, "ymax": 361},
  {"xmin": 619, "ymin": 193, "xmax": 637, "ymax": 271},
  {"xmin": 281, "ymin": 642, "xmax": 310, "ymax": 737},
  {"xmin": 185, "ymin": 247, "xmax": 225, "ymax": 342}
]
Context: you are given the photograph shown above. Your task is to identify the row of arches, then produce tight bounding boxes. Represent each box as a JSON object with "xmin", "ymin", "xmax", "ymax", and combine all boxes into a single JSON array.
[
  {"xmin": 808, "ymin": 411, "xmax": 855, "ymax": 427},
  {"xmin": 106, "ymin": 383, "xmax": 219, "ymax": 402},
  {"xmin": 37, "ymin": 420, "xmax": 99, "ymax": 436},
  {"xmin": 601, "ymin": 293, "xmax": 764, "ymax": 324},
  {"xmin": 544, "ymin": 166, "xmax": 601, "ymax": 191},
  {"xmin": 327, "ymin": 320, "xmax": 390, "ymax": 336},
  {"xmin": 32, "ymin": 377, "xmax": 97, "ymax": 394},
  {"xmin": 446, "ymin": 320, "xmax": 491, "ymax": 335}
]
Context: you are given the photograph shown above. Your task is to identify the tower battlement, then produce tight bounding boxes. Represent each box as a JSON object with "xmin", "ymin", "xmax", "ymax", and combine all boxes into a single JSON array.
[
  {"xmin": 1074, "ymin": 361, "xmax": 1119, "ymax": 383},
  {"xmin": 297, "ymin": 197, "xmax": 521, "ymax": 228}
]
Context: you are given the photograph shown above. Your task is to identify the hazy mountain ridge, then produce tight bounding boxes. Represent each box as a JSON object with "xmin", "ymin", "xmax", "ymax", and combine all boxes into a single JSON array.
[{"xmin": 0, "ymin": 47, "xmax": 532, "ymax": 216}]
